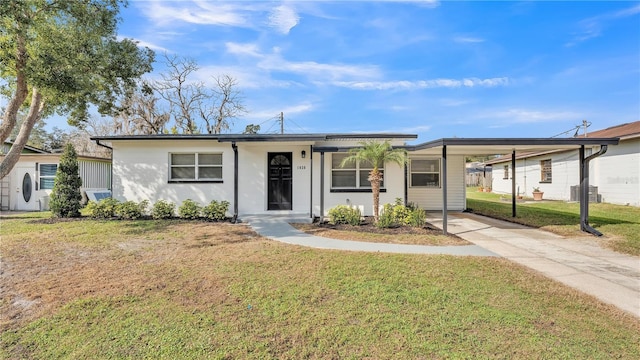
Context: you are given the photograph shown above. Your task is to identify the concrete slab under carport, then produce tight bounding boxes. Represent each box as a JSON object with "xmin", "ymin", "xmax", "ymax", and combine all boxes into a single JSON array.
[
  {"xmin": 402, "ymin": 137, "xmax": 620, "ymax": 235},
  {"xmin": 427, "ymin": 212, "xmax": 640, "ymax": 318}
]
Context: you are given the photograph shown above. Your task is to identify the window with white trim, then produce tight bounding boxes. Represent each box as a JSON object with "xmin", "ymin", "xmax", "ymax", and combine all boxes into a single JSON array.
[
  {"xmin": 331, "ymin": 153, "xmax": 383, "ymax": 189},
  {"xmin": 169, "ymin": 153, "xmax": 222, "ymax": 181},
  {"xmin": 410, "ymin": 158, "xmax": 440, "ymax": 187},
  {"xmin": 39, "ymin": 164, "xmax": 57, "ymax": 189},
  {"xmin": 540, "ymin": 159, "xmax": 552, "ymax": 183}
]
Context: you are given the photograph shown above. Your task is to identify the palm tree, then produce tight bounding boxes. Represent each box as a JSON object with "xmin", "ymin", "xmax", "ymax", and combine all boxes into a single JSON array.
[{"xmin": 340, "ymin": 140, "xmax": 407, "ymax": 222}]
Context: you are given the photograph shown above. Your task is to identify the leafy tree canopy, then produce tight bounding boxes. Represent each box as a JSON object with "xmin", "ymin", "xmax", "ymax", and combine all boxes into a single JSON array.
[{"xmin": 0, "ymin": 0, "xmax": 154, "ymax": 178}]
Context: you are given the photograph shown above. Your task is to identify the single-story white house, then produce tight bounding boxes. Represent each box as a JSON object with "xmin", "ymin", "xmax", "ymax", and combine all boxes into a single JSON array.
[
  {"xmin": 0, "ymin": 142, "xmax": 112, "ymax": 211},
  {"xmin": 91, "ymin": 133, "xmax": 620, "ymax": 234},
  {"xmin": 486, "ymin": 121, "xmax": 640, "ymax": 207}
]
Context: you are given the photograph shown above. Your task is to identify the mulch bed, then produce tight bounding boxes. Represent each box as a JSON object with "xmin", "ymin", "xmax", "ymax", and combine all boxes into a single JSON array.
[{"xmin": 311, "ymin": 217, "xmax": 444, "ymax": 236}]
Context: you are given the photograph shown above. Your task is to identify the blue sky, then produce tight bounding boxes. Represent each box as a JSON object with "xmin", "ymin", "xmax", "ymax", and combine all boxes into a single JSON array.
[{"xmin": 73, "ymin": 1, "xmax": 640, "ymax": 139}]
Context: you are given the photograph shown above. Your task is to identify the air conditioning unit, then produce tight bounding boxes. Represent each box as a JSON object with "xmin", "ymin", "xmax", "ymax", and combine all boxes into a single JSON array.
[{"xmin": 570, "ymin": 185, "xmax": 599, "ymax": 202}]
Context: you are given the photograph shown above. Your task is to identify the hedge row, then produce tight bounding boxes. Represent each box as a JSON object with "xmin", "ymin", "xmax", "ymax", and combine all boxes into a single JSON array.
[{"xmin": 85, "ymin": 198, "xmax": 230, "ymax": 221}]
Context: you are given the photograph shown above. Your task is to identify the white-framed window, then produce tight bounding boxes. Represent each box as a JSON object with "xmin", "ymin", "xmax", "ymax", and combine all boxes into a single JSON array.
[
  {"xmin": 410, "ymin": 158, "xmax": 440, "ymax": 187},
  {"xmin": 169, "ymin": 153, "xmax": 223, "ymax": 181},
  {"xmin": 39, "ymin": 164, "xmax": 57, "ymax": 189},
  {"xmin": 540, "ymin": 159, "xmax": 552, "ymax": 183},
  {"xmin": 331, "ymin": 153, "xmax": 383, "ymax": 189}
]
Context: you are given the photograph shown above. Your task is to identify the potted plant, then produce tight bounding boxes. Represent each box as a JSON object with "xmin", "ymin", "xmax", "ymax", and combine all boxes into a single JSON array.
[{"xmin": 532, "ymin": 186, "xmax": 544, "ymax": 201}]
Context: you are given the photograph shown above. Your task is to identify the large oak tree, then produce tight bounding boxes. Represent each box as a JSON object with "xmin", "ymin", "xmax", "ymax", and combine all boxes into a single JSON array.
[{"xmin": 0, "ymin": 0, "xmax": 154, "ymax": 178}]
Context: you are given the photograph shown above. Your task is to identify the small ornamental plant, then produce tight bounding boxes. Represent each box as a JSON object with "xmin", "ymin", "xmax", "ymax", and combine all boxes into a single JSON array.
[
  {"xmin": 178, "ymin": 199, "xmax": 202, "ymax": 219},
  {"xmin": 202, "ymin": 200, "xmax": 230, "ymax": 221},
  {"xmin": 151, "ymin": 200, "xmax": 175, "ymax": 219},
  {"xmin": 328, "ymin": 205, "xmax": 361, "ymax": 226},
  {"xmin": 86, "ymin": 198, "xmax": 120, "ymax": 219},
  {"xmin": 49, "ymin": 144, "xmax": 83, "ymax": 217},
  {"xmin": 116, "ymin": 200, "xmax": 149, "ymax": 220}
]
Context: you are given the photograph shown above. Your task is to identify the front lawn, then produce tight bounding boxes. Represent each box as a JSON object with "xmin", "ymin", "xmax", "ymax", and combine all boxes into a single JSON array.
[
  {"xmin": 466, "ymin": 188, "xmax": 640, "ymax": 256},
  {"xmin": 1, "ymin": 213, "xmax": 638, "ymax": 358}
]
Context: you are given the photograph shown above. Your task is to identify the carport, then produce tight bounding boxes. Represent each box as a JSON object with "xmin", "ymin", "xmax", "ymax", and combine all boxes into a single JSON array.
[{"xmin": 402, "ymin": 137, "xmax": 620, "ymax": 236}]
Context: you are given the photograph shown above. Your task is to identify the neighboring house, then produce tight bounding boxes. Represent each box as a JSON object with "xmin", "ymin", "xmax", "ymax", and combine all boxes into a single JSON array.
[
  {"xmin": 486, "ymin": 121, "xmax": 640, "ymax": 206},
  {"xmin": 91, "ymin": 134, "xmax": 620, "ymax": 229},
  {"xmin": 0, "ymin": 142, "xmax": 112, "ymax": 211}
]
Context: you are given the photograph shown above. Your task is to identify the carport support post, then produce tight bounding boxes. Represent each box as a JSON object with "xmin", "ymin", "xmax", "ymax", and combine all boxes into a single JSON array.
[
  {"xmin": 511, "ymin": 150, "xmax": 516, "ymax": 217},
  {"xmin": 579, "ymin": 145, "xmax": 585, "ymax": 230},
  {"xmin": 320, "ymin": 152, "xmax": 325, "ymax": 219},
  {"xmin": 232, "ymin": 142, "xmax": 238, "ymax": 223},
  {"xmin": 442, "ymin": 145, "xmax": 447, "ymax": 235}
]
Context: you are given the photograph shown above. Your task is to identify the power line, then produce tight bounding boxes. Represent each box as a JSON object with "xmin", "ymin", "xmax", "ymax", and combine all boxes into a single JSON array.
[{"xmin": 551, "ymin": 120, "xmax": 591, "ymax": 138}]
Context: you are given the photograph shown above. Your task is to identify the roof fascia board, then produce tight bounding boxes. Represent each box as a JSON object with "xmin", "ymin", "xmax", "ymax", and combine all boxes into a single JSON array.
[
  {"xmin": 404, "ymin": 137, "xmax": 620, "ymax": 151},
  {"xmin": 90, "ymin": 133, "xmax": 417, "ymax": 142}
]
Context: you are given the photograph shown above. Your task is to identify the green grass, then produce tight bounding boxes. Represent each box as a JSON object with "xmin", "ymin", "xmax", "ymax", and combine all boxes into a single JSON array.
[
  {"xmin": 467, "ymin": 188, "xmax": 640, "ymax": 256},
  {"xmin": 1, "ymin": 213, "xmax": 639, "ymax": 358}
]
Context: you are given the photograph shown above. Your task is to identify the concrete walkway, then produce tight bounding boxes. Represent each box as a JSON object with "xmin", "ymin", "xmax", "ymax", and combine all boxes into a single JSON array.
[
  {"xmin": 429, "ymin": 212, "xmax": 640, "ymax": 318},
  {"xmin": 242, "ymin": 213, "xmax": 640, "ymax": 318},
  {"xmin": 241, "ymin": 215, "xmax": 497, "ymax": 256}
]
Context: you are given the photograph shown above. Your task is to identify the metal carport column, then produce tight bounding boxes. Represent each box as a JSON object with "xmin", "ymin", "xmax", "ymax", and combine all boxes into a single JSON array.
[{"xmin": 442, "ymin": 145, "xmax": 447, "ymax": 235}]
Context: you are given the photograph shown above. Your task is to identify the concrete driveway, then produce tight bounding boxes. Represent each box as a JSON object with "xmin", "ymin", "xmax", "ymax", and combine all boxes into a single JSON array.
[{"xmin": 428, "ymin": 212, "xmax": 640, "ymax": 318}]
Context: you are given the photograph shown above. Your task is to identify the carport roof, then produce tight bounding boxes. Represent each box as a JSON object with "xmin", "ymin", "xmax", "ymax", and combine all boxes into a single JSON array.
[{"xmin": 400, "ymin": 137, "xmax": 620, "ymax": 155}]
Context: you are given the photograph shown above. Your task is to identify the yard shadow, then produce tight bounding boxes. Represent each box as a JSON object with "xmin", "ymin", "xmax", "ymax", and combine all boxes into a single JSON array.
[{"xmin": 466, "ymin": 200, "xmax": 637, "ymax": 229}]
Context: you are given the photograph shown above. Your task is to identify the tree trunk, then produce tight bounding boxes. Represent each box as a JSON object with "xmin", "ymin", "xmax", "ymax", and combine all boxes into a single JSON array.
[
  {"xmin": 0, "ymin": 35, "xmax": 29, "ymax": 144},
  {"xmin": 0, "ymin": 89, "xmax": 44, "ymax": 179},
  {"xmin": 369, "ymin": 168, "xmax": 383, "ymax": 222}
]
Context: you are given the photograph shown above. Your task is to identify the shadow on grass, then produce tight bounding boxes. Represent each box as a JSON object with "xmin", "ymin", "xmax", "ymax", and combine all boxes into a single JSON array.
[{"xmin": 466, "ymin": 199, "xmax": 635, "ymax": 229}]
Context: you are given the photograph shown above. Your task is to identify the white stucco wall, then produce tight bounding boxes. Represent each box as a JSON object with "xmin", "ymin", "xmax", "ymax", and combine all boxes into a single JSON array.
[
  {"xmin": 407, "ymin": 154, "xmax": 466, "ymax": 211},
  {"xmin": 593, "ymin": 138, "xmax": 639, "ymax": 206},
  {"xmin": 112, "ymin": 140, "xmax": 235, "ymax": 213}
]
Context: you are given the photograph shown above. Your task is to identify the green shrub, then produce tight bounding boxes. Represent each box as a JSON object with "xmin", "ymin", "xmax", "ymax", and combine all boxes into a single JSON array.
[
  {"xmin": 116, "ymin": 200, "xmax": 149, "ymax": 220},
  {"xmin": 151, "ymin": 200, "xmax": 175, "ymax": 219},
  {"xmin": 49, "ymin": 144, "xmax": 83, "ymax": 218},
  {"xmin": 406, "ymin": 207, "xmax": 426, "ymax": 227},
  {"xmin": 178, "ymin": 199, "xmax": 202, "ymax": 220},
  {"xmin": 86, "ymin": 198, "xmax": 120, "ymax": 219},
  {"xmin": 376, "ymin": 199, "xmax": 426, "ymax": 228},
  {"xmin": 202, "ymin": 200, "xmax": 230, "ymax": 221},
  {"xmin": 328, "ymin": 205, "xmax": 361, "ymax": 225},
  {"xmin": 376, "ymin": 204, "xmax": 397, "ymax": 228}
]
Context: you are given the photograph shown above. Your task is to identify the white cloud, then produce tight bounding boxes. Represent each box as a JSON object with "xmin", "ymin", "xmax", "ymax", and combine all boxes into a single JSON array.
[
  {"xmin": 225, "ymin": 42, "xmax": 264, "ymax": 58},
  {"xmin": 119, "ymin": 36, "xmax": 171, "ymax": 53},
  {"xmin": 247, "ymin": 102, "xmax": 315, "ymax": 121},
  {"xmin": 139, "ymin": 1, "xmax": 250, "ymax": 27},
  {"xmin": 268, "ymin": 5, "xmax": 300, "ymax": 34},
  {"xmin": 480, "ymin": 109, "xmax": 580, "ymax": 124},
  {"xmin": 255, "ymin": 51, "xmax": 381, "ymax": 81},
  {"xmin": 137, "ymin": 1, "xmax": 304, "ymax": 35},
  {"xmin": 382, "ymin": 0, "xmax": 440, "ymax": 8},
  {"xmin": 439, "ymin": 98, "xmax": 473, "ymax": 107},
  {"xmin": 223, "ymin": 44, "xmax": 380, "ymax": 83},
  {"xmin": 333, "ymin": 77, "xmax": 509, "ymax": 90},
  {"xmin": 454, "ymin": 36, "xmax": 485, "ymax": 43},
  {"xmin": 567, "ymin": 4, "xmax": 640, "ymax": 46}
]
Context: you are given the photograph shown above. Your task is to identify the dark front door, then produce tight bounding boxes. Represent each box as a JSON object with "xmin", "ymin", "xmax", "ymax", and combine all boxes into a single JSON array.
[{"xmin": 268, "ymin": 152, "xmax": 292, "ymax": 210}]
